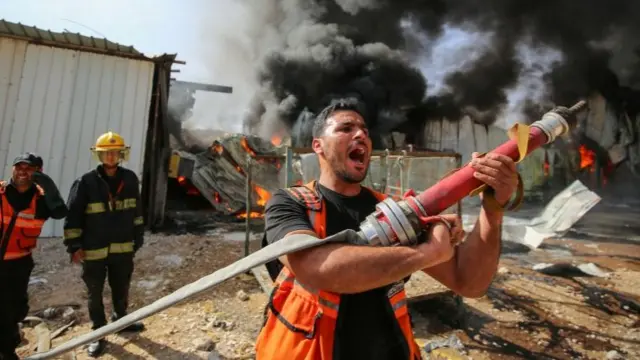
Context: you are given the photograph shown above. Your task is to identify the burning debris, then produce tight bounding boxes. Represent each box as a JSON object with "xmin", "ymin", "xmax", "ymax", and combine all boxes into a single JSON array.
[{"xmin": 169, "ymin": 134, "xmax": 287, "ymax": 218}]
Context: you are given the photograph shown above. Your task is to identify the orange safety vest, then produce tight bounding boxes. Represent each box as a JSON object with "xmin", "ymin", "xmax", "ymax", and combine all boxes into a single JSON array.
[
  {"xmin": 255, "ymin": 181, "xmax": 422, "ymax": 360},
  {"xmin": 0, "ymin": 184, "xmax": 45, "ymax": 261}
]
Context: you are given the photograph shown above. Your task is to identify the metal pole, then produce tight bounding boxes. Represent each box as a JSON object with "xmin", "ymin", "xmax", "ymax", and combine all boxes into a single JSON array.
[
  {"xmin": 379, "ymin": 149, "xmax": 389, "ymax": 194},
  {"xmin": 400, "ymin": 150, "xmax": 407, "ymax": 195},
  {"xmin": 244, "ymin": 155, "xmax": 252, "ymax": 258},
  {"xmin": 456, "ymin": 155, "xmax": 463, "ymax": 216},
  {"xmin": 284, "ymin": 146, "xmax": 294, "ymax": 187}
]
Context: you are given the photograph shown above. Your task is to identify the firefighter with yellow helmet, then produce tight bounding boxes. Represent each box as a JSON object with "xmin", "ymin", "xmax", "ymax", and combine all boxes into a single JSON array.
[{"xmin": 63, "ymin": 131, "xmax": 145, "ymax": 357}]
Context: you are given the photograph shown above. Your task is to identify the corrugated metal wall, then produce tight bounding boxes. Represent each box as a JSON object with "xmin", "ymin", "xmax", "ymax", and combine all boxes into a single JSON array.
[{"xmin": 0, "ymin": 37, "xmax": 155, "ymax": 237}]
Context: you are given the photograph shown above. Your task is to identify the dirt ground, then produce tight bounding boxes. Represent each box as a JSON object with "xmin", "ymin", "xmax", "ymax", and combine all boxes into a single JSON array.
[{"xmin": 16, "ymin": 222, "xmax": 640, "ymax": 360}]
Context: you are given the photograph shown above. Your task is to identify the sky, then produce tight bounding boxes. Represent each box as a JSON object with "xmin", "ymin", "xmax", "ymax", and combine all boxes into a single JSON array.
[
  {"xmin": 0, "ymin": 0, "xmax": 214, "ymax": 82},
  {"xmin": 0, "ymin": 0, "xmax": 255, "ymax": 131}
]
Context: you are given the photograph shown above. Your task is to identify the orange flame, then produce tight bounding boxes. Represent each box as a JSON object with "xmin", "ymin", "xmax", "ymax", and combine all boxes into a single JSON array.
[
  {"xmin": 176, "ymin": 176, "xmax": 199, "ymax": 195},
  {"xmin": 213, "ymin": 144, "xmax": 223, "ymax": 154},
  {"xmin": 240, "ymin": 137, "xmax": 257, "ymax": 157},
  {"xmin": 271, "ymin": 135, "xmax": 282, "ymax": 146},
  {"xmin": 237, "ymin": 212, "xmax": 264, "ymax": 219},
  {"xmin": 579, "ymin": 145, "xmax": 596, "ymax": 172},
  {"xmin": 236, "ymin": 185, "xmax": 272, "ymax": 219},
  {"xmin": 254, "ymin": 185, "xmax": 271, "ymax": 207}
]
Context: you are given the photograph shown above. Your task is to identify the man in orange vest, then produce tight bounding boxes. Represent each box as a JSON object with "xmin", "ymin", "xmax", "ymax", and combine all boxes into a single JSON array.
[
  {"xmin": 256, "ymin": 99, "xmax": 519, "ymax": 359},
  {"xmin": 0, "ymin": 153, "xmax": 67, "ymax": 360}
]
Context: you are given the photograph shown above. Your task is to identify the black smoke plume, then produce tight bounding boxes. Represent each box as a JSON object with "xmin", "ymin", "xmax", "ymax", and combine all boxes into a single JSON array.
[{"xmin": 243, "ymin": 0, "xmax": 640, "ymax": 147}]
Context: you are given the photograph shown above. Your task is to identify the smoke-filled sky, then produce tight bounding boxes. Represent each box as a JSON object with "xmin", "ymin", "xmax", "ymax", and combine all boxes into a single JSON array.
[{"xmin": 210, "ymin": 0, "xmax": 640, "ymax": 146}]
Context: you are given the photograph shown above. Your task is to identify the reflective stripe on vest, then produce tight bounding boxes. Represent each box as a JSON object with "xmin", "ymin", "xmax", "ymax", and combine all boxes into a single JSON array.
[
  {"xmin": 257, "ymin": 181, "xmax": 422, "ymax": 359},
  {"xmin": 1, "ymin": 191, "xmax": 45, "ymax": 261},
  {"xmin": 84, "ymin": 242, "xmax": 134, "ymax": 261}
]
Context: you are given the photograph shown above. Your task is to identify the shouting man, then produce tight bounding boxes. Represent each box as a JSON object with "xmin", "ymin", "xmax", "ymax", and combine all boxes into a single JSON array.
[{"xmin": 255, "ymin": 100, "xmax": 520, "ymax": 359}]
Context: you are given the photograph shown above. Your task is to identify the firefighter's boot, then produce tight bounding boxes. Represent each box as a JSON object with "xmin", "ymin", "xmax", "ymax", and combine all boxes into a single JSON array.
[{"xmin": 87, "ymin": 339, "xmax": 106, "ymax": 357}]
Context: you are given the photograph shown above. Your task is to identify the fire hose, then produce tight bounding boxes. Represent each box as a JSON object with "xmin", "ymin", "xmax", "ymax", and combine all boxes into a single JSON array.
[{"xmin": 25, "ymin": 100, "xmax": 587, "ymax": 359}]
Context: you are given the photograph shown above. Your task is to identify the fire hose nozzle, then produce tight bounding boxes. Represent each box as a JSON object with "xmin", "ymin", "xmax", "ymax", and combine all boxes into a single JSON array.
[
  {"xmin": 357, "ymin": 196, "xmax": 426, "ymax": 247},
  {"xmin": 531, "ymin": 100, "xmax": 588, "ymax": 144}
]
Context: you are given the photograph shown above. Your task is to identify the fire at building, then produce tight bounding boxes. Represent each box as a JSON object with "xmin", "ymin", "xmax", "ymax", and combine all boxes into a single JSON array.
[{"xmin": 166, "ymin": 131, "xmax": 293, "ymax": 222}]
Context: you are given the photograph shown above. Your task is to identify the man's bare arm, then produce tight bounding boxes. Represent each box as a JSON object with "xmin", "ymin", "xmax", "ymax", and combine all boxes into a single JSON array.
[
  {"xmin": 423, "ymin": 208, "xmax": 503, "ymax": 298},
  {"xmin": 280, "ymin": 227, "xmax": 453, "ymax": 294}
]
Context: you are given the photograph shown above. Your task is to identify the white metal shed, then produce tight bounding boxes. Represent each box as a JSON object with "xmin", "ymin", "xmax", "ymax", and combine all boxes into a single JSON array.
[{"xmin": 0, "ymin": 20, "xmax": 157, "ymax": 237}]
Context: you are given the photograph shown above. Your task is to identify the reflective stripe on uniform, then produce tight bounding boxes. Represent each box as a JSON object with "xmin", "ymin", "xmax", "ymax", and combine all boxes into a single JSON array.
[
  {"xmin": 86, "ymin": 198, "xmax": 136, "ymax": 214},
  {"xmin": 134, "ymin": 216, "xmax": 144, "ymax": 226},
  {"xmin": 64, "ymin": 228, "xmax": 83, "ymax": 240},
  {"xmin": 110, "ymin": 242, "xmax": 134, "ymax": 253},
  {"xmin": 3, "ymin": 251, "xmax": 32, "ymax": 260},
  {"xmin": 86, "ymin": 202, "xmax": 106, "ymax": 214},
  {"xmin": 114, "ymin": 198, "xmax": 136, "ymax": 211},
  {"xmin": 84, "ymin": 242, "xmax": 135, "ymax": 261},
  {"xmin": 2, "ymin": 215, "xmax": 45, "ymax": 229}
]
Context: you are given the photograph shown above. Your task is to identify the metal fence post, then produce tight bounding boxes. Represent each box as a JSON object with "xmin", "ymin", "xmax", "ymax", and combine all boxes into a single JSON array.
[
  {"xmin": 284, "ymin": 146, "xmax": 293, "ymax": 187},
  {"xmin": 456, "ymin": 155, "xmax": 463, "ymax": 216},
  {"xmin": 244, "ymin": 155, "xmax": 252, "ymax": 258},
  {"xmin": 400, "ymin": 150, "xmax": 407, "ymax": 195}
]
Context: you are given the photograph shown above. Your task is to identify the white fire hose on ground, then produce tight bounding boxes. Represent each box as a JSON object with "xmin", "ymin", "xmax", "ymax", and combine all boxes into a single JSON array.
[{"xmin": 24, "ymin": 230, "xmax": 369, "ymax": 359}]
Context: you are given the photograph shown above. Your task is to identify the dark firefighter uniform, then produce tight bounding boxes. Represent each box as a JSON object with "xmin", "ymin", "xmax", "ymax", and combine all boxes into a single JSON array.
[
  {"xmin": 63, "ymin": 131, "xmax": 144, "ymax": 357},
  {"xmin": 0, "ymin": 153, "xmax": 67, "ymax": 360}
]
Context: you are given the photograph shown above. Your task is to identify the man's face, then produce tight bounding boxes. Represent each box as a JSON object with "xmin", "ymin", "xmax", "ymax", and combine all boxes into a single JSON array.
[
  {"xmin": 12, "ymin": 163, "xmax": 36, "ymax": 186},
  {"xmin": 99, "ymin": 150, "xmax": 122, "ymax": 168},
  {"xmin": 313, "ymin": 110, "xmax": 372, "ymax": 184}
]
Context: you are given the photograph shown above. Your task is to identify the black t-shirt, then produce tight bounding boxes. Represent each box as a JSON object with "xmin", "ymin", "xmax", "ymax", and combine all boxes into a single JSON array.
[{"xmin": 264, "ymin": 183, "xmax": 410, "ymax": 359}]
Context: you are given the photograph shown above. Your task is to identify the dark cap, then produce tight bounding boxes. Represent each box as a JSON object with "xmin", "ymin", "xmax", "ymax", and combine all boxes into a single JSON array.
[{"xmin": 13, "ymin": 152, "xmax": 41, "ymax": 167}]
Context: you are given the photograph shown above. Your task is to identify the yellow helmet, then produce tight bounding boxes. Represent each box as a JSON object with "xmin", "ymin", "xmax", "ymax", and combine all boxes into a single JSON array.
[{"xmin": 90, "ymin": 131, "xmax": 131, "ymax": 162}]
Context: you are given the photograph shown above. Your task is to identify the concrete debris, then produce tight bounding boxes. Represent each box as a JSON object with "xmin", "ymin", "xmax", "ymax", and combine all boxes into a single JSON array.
[
  {"xmin": 138, "ymin": 278, "xmax": 162, "ymax": 290},
  {"xmin": 28, "ymin": 277, "xmax": 48, "ymax": 286},
  {"xmin": 22, "ymin": 316, "xmax": 45, "ymax": 325},
  {"xmin": 532, "ymin": 262, "xmax": 609, "ymax": 278},
  {"xmin": 236, "ymin": 290, "xmax": 249, "ymax": 301},
  {"xmin": 210, "ymin": 319, "xmax": 235, "ymax": 331},
  {"xmin": 154, "ymin": 254, "xmax": 184, "ymax": 268},
  {"xmin": 423, "ymin": 334, "xmax": 465, "ymax": 353},
  {"xmin": 606, "ymin": 350, "xmax": 624, "ymax": 360},
  {"xmin": 207, "ymin": 349, "xmax": 223, "ymax": 360},
  {"xmin": 193, "ymin": 338, "xmax": 216, "ymax": 352},
  {"xmin": 34, "ymin": 306, "xmax": 77, "ymax": 322}
]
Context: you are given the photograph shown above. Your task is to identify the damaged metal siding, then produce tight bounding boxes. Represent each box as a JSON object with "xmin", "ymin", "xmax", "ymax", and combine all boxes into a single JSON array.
[{"xmin": 0, "ymin": 37, "xmax": 154, "ymax": 237}]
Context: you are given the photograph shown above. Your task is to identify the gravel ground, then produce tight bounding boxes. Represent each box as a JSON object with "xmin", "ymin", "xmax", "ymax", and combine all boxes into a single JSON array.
[{"xmin": 16, "ymin": 227, "xmax": 640, "ymax": 360}]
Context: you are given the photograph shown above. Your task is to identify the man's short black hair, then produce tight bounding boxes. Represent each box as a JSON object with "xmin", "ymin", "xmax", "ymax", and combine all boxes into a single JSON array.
[{"xmin": 312, "ymin": 98, "xmax": 368, "ymax": 138}]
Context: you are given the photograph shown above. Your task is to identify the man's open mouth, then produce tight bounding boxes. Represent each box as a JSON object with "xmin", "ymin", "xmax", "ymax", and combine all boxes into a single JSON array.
[{"xmin": 348, "ymin": 146, "xmax": 367, "ymax": 166}]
